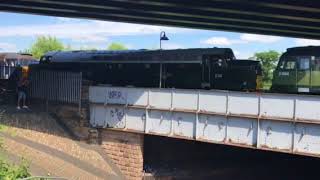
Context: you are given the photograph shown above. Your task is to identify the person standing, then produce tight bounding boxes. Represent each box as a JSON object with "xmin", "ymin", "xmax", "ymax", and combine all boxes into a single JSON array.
[{"xmin": 16, "ymin": 69, "xmax": 29, "ymax": 110}]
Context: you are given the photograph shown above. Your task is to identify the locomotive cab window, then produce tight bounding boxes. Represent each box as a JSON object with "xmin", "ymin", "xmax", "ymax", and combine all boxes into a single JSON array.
[
  {"xmin": 277, "ymin": 60, "xmax": 285, "ymax": 69},
  {"xmin": 280, "ymin": 58, "xmax": 296, "ymax": 70},
  {"xmin": 312, "ymin": 57, "xmax": 320, "ymax": 71},
  {"xmin": 298, "ymin": 57, "xmax": 310, "ymax": 70}
]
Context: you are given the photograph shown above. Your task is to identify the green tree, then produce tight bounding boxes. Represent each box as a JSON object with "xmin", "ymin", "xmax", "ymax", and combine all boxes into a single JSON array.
[
  {"xmin": 107, "ymin": 42, "xmax": 128, "ymax": 50},
  {"xmin": 29, "ymin": 36, "xmax": 65, "ymax": 59},
  {"xmin": 251, "ymin": 50, "xmax": 281, "ymax": 83}
]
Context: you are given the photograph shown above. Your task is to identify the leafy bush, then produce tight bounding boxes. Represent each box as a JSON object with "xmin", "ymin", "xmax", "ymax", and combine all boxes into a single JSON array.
[
  {"xmin": 0, "ymin": 157, "xmax": 30, "ymax": 180},
  {"xmin": 29, "ymin": 36, "xmax": 65, "ymax": 59},
  {"xmin": 0, "ymin": 138, "xmax": 31, "ymax": 179},
  {"xmin": 107, "ymin": 42, "xmax": 128, "ymax": 50},
  {"xmin": 251, "ymin": 50, "xmax": 281, "ymax": 84}
]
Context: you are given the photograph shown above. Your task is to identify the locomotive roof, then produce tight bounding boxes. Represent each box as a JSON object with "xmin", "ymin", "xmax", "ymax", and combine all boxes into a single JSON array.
[
  {"xmin": 0, "ymin": 53, "xmax": 37, "ymax": 65},
  {"xmin": 43, "ymin": 48, "xmax": 235, "ymax": 63},
  {"xmin": 286, "ymin": 46, "xmax": 320, "ymax": 56}
]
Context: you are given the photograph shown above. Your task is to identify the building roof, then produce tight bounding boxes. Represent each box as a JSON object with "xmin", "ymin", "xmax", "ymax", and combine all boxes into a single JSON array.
[{"xmin": 0, "ymin": 53, "xmax": 37, "ymax": 65}]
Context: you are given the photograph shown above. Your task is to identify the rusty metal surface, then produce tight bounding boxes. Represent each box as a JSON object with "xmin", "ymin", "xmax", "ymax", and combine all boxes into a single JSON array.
[
  {"xmin": 172, "ymin": 112, "xmax": 196, "ymax": 139},
  {"xmin": 146, "ymin": 110, "xmax": 172, "ymax": 135},
  {"xmin": 227, "ymin": 117, "xmax": 257, "ymax": 146},
  {"xmin": 197, "ymin": 114, "xmax": 226, "ymax": 142},
  {"xmin": 105, "ymin": 88, "xmax": 127, "ymax": 105},
  {"xmin": 149, "ymin": 89, "xmax": 172, "ymax": 110},
  {"xmin": 126, "ymin": 88, "xmax": 148, "ymax": 106},
  {"xmin": 228, "ymin": 92, "xmax": 259, "ymax": 116},
  {"xmin": 125, "ymin": 108, "xmax": 146, "ymax": 132},
  {"xmin": 89, "ymin": 86, "xmax": 320, "ymax": 123},
  {"xmin": 258, "ymin": 120, "xmax": 293, "ymax": 151},
  {"xmin": 199, "ymin": 90, "xmax": 227, "ymax": 114},
  {"xmin": 89, "ymin": 86, "xmax": 320, "ymax": 158},
  {"xmin": 293, "ymin": 123, "xmax": 320, "ymax": 155},
  {"xmin": 172, "ymin": 89, "xmax": 198, "ymax": 111},
  {"xmin": 260, "ymin": 95, "xmax": 294, "ymax": 120},
  {"xmin": 89, "ymin": 86, "xmax": 107, "ymax": 104},
  {"xmin": 295, "ymin": 96, "xmax": 320, "ymax": 123},
  {"xmin": 90, "ymin": 104, "xmax": 107, "ymax": 128},
  {"xmin": 105, "ymin": 106, "xmax": 126, "ymax": 129}
]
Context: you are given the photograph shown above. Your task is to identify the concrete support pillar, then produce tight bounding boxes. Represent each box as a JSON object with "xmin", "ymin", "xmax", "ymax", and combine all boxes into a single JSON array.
[{"xmin": 101, "ymin": 129, "xmax": 144, "ymax": 180}]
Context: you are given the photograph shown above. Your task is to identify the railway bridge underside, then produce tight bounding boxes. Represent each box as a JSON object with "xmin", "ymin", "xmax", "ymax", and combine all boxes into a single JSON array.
[{"xmin": 1, "ymin": 0, "xmax": 320, "ymax": 40}]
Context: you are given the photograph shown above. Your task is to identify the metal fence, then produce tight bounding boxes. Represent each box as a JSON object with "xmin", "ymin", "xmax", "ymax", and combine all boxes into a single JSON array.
[
  {"xmin": 30, "ymin": 70, "xmax": 82, "ymax": 104},
  {"xmin": 0, "ymin": 65, "xmax": 15, "ymax": 79}
]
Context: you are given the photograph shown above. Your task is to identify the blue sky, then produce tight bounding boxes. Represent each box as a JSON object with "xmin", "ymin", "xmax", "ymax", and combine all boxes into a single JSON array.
[{"xmin": 0, "ymin": 12, "xmax": 320, "ymax": 58}]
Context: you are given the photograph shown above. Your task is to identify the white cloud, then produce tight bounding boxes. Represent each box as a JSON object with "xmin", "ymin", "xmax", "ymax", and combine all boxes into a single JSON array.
[
  {"xmin": 233, "ymin": 50, "xmax": 253, "ymax": 59},
  {"xmin": 71, "ymin": 34, "xmax": 109, "ymax": 43},
  {"xmin": 55, "ymin": 17, "xmax": 79, "ymax": 23},
  {"xmin": 201, "ymin": 33, "xmax": 282, "ymax": 46},
  {"xmin": 0, "ymin": 43, "xmax": 17, "ymax": 52},
  {"xmin": 240, "ymin": 33, "xmax": 282, "ymax": 43},
  {"xmin": 295, "ymin": 38, "xmax": 320, "ymax": 46},
  {"xmin": 201, "ymin": 37, "xmax": 244, "ymax": 46},
  {"xmin": 0, "ymin": 20, "xmax": 189, "ymax": 45}
]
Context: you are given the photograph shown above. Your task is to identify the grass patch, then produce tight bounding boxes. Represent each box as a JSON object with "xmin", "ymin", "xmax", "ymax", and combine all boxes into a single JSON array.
[
  {"xmin": 0, "ymin": 124, "xmax": 17, "ymax": 137},
  {"xmin": 0, "ymin": 124, "xmax": 8, "ymax": 133},
  {"xmin": 0, "ymin": 156, "xmax": 30, "ymax": 180},
  {"xmin": 0, "ymin": 137, "xmax": 30, "ymax": 180}
]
